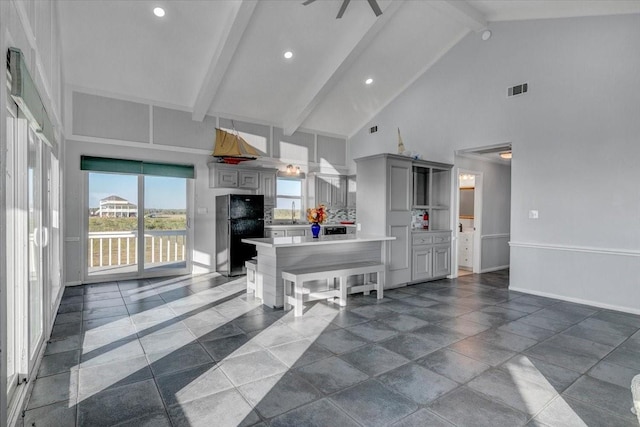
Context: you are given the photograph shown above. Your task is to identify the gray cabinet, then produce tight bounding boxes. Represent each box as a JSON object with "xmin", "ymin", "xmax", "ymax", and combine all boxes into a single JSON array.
[
  {"xmin": 347, "ymin": 175, "xmax": 356, "ymax": 209},
  {"xmin": 458, "ymin": 232, "xmax": 473, "ymax": 268},
  {"xmin": 208, "ymin": 163, "xmax": 277, "ymax": 192},
  {"xmin": 356, "ymin": 153, "xmax": 452, "ymax": 288},
  {"xmin": 239, "ymin": 170, "xmax": 259, "ymax": 189},
  {"xmin": 313, "ymin": 174, "xmax": 347, "ymax": 208},
  {"xmin": 258, "ymin": 171, "xmax": 277, "ymax": 206}
]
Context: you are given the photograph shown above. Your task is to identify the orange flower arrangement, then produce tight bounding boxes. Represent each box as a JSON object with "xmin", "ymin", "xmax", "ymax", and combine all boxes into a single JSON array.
[{"xmin": 306, "ymin": 204, "xmax": 327, "ymax": 224}]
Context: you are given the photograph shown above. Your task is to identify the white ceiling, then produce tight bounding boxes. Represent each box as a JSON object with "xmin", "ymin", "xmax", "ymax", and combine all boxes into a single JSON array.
[{"xmin": 57, "ymin": 0, "xmax": 640, "ymax": 138}]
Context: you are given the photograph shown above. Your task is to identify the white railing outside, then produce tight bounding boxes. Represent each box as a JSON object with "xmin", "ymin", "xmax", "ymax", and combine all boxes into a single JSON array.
[{"xmin": 88, "ymin": 230, "xmax": 186, "ymax": 268}]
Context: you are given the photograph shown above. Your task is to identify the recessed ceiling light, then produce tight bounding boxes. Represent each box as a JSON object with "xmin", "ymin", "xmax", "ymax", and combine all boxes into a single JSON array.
[
  {"xmin": 481, "ymin": 30, "xmax": 492, "ymax": 41},
  {"xmin": 365, "ymin": 78, "xmax": 373, "ymax": 85},
  {"xmin": 153, "ymin": 7, "xmax": 165, "ymax": 17},
  {"xmin": 283, "ymin": 51, "xmax": 293, "ymax": 59}
]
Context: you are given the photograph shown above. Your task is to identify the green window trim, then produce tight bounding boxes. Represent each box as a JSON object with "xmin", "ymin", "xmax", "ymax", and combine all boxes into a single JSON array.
[{"xmin": 81, "ymin": 156, "xmax": 195, "ymax": 179}]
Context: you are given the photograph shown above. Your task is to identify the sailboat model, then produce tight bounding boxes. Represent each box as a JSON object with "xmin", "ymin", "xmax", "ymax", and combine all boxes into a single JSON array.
[{"xmin": 212, "ymin": 128, "xmax": 259, "ymax": 164}]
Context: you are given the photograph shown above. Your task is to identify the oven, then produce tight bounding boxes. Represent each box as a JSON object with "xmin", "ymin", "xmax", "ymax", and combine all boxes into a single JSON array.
[{"xmin": 323, "ymin": 225, "xmax": 347, "ymax": 235}]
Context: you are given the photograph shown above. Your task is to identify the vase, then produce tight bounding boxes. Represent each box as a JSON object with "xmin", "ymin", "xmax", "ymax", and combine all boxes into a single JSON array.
[{"xmin": 311, "ymin": 222, "xmax": 321, "ymax": 238}]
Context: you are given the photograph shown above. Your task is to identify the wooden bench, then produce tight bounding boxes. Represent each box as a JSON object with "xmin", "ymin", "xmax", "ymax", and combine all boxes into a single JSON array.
[
  {"xmin": 245, "ymin": 259, "xmax": 262, "ymax": 300},
  {"xmin": 282, "ymin": 261, "xmax": 385, "ymax": 316}
]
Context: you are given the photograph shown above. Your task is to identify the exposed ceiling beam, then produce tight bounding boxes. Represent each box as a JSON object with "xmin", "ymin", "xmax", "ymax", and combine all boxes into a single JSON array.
[
  {"xmin": 192, "ymin": 0, "xmax": 258, "ymax": 122},
  {"xmin": 282, "ymin": 0, "xmax": 405, "ymax": 136},
  {"xmin": 428, "ymin": 0, "xmax": 487, "ymax": 32}
]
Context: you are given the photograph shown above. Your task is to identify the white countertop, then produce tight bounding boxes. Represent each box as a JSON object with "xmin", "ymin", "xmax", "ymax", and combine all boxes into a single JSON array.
[
  {"xmin": 242, "ymin": 234, "xmax": 394, "ymax": 248},
  {"xmin": 265, "ymin": 223, "xmax": 356, "ymax": 229}
]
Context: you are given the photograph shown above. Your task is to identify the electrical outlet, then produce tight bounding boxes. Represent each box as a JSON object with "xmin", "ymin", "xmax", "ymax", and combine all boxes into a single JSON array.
[
  {"xmin": 528, "ymin": 210, "xmax": 539, "ymax": 219},
  {"xmin": 356, "ymin": 223, "xmax": 362, "ymax": 231}
]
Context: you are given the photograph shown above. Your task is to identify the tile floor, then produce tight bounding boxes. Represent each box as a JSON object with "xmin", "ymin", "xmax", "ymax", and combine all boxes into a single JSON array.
[{"xmin": 20, "ymin": 269, "xmax": 640, "ymax": 427}]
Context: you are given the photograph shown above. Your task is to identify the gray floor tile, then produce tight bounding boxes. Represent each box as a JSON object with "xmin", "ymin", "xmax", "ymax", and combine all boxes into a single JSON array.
[
  {"xmin": 50, "ymin": 322, "xmax": 82, "ymax": 339},
  {"xmin": 245, "ymin": 323, "xmax": 303, "ymax": 348},
  {"xmin": 23, "ymin": 400, "xmax": 77, "ymax": 427},
  {"xmin": 267, "ymin": 339, "xmax": 333, "ymax": 368},
  {"xmin": 238, "ymin": 371, "xmax": 322, "ymax": 418},
  {"xmin": 63, "ymin": 287, "xmax": 84, "ymax": 297},
  {"xmin": 269, "ymin": 398, "xmax": 360, "ymax": 427},
  {"xmin": 83, "ymin": 315, "xmax": 132, "ymax": 331},
  {"xmin": 467, "ymin": 368, "xmax": 558, "ymax": 416},
  {"xmin": 220, "ymin": 349, "xmax": 288, "ymax": 386},
  {"xmin": 78, "ymin": 379, "xmax": 165, "ymax": 426},
  {"xmin": 191, "ymin": 321, "xmax": 246, "ymax": 342},
  {"xmin": 82, "ymin": 323, "xmax": 137, "ymax": 348},
  {"xmin": 340, "ymin": 344, "xmax": 410, "ymax": 376},
  {"xmin": 114, "ymin": 411, "xmax": 173, "ymax": 427},
  {"xmin": 282, "ymin": 315, "xmax": 338, "ymax": 337},
  {"xmin": 315, "ymin": 328, "xmax": 369, "ymax": 354},
  {"xmin": 346, "ymin": 320, "xmax": 399, "ymax": 342},
  {"xmin": 410, "ymin": 324, "xmax": 466, "ymax": 347},
  {"xmin": 564, "ymin": 375, "xmax": 635, "ymax": 421},
  {"xmin": 457, "ymin": 311, "xmax": 513, "ymax": 327},
  {"xmin": 232, "ymin": 312, "xmax": 281, "ymax": 333},
  {"xmin": 518, "ymin": 313, "xmax": 574, "ymax": 332},
  {"xmin": 378, "ymin": 363, "xmax": 458, "ymax": 404},
  {"xmin": 83, "ymin": 305, "xmax": 129, "ymax": 321},
  {"xmin": 533, "ymin": 395, "xmax": 638, "ymax": 427},
  {"xmin": 328, "ymin": 310, "xmax": 370, "ymax": 327},
  {"xmin": 392, "ymin": 408, "xmax": 455, "ymax": 427},
  {"xmin": 330, "ymin": 379, "xmax": 418, "ymax": 427},
  {"xmin": 139, "ymin": 328, "xmax": 196, "ymax": 353},
  {"xmin": 379, "ymin": 334, "xmax": 442, "ymax": 360},
  {"xmin": 147, "ymin": 342, "xmax": 213, "ymax": 376},
  {"xmin": 84, "ymin": 298, "xmax": 126, "ymax": 310},
  {"xmin": 417, "ymin": 348, "xmax": 490, "ymax": 384},
  {"xmin": 437, "ymin": 318, "xmax": 491, "ymax": 336},
  {"xmin": 497, "ymin": 320, "xmax": 557, "ymax": 341},
  {"xmin": 498, "ymin": 355, "xmax": 581, "ymax": 393},
  {"xmin": 27, "ymin": 371, "xmax": 78, "ymax": 410},
  {"xmin": 604, "ymin": 347, "xmax": 640, "ymax": 370},
  {"xmin": 448, "ymin": 336, "xmax": 517, "ymax": 367},
  {"xmin": 524, "ymin": 334, "xmax": 613, "ymax": 373},
  {"xmin": 378, "ymin": 313, "xmax": 430, "ymax": 332},
  {"xmin": 54, "ymin": 311, "xmax": 83, "ymax": 325},
  {"xmin": 167, "ymin": 388, "xmax": 261, "ymax": 427},
  {"xmin": 591, "ymin": 310, "xmax": 640, "ymax": 328},
  {"xmin": 78, "ymin": 354, "xmax": 152, "ymax": 397},
  {"xmin": 37, "ymin": 350, "xmax": 80, "ymax": 377},
  {"xmin": 45, "ymin": 335, "xmax": 82, "ymax": 355},
  {"xmin": 85, "ymin": 282, "xmax": 120, "ymax": 294},
  {"xmin": 296, "ymin": 356, "xmax": 369, "ymax": 394},
  {"xmin": 496, "ymin": 299, "xmax": 545, "ymax": 314},
  {"xmin": 200, "ymin": 333, "xmax": 263, "ymax": 361},
  {"xmin": 587, "ymin": 360, "xmax": 639, "ymax": 388},
  {"xmin": 155, "ymin": 363, "xmax": 233, "ymax": 406},
  {"xmin": 129, "ymin": 306, "xmax": 176, "ymax": 326},
  {"xmin": 57, "ymin": 302, "xmax": 84, "ymax": 314},
  {"xmin": 84, "ymin": 290, "xmax": 122, "ymax": 302},
  {"xmin": 472, "ymin": 328, "xmax": 539, "ymax": 352},
  {"xmin": 350, "ymin": 304, "xmax": 395, "ymax": 319},
  {"xmin": 563, "ymin": 317, "xmax": 637, "ymax": 347},
  {"xmin": 80, "ymin": 339, "xmax": 145, "ymax": 368},
  {"xmin": 126, "ymin": 300, "xmax": 168, "ymax": 315},
  {"xmin": 430, "ymin": 386, "xmax": 528, "ymax": 427}
]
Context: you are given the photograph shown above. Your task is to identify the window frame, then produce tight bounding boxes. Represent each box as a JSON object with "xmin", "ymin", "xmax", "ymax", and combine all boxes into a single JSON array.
[{"xmin": 273, "ymin": 176, "xmax": 305, "ymax": 223}]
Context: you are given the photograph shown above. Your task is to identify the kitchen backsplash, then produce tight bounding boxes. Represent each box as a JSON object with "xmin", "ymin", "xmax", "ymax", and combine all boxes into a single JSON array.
[{"xmin": 264, "ymin": 207, "xmax": 355, "ymax": 224}]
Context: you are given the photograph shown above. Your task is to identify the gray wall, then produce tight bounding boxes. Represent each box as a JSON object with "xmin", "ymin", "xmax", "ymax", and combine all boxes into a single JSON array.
[
  {"xmin": 456, "ymin": 155, "xmax": 511, "ymax": 272},
  {"xmin": 349, "ymin": 14, "xmax": 640, "ymax": 313}
]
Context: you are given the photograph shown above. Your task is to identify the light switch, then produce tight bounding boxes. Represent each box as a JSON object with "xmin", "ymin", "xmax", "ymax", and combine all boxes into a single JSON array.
[
  {"xmin": 528, "ymin": 210, "xmax": 539, "ymax": 219},
  {"xmin": 356, "ymin": 223, "xmax": 362, "ymax": 231}
]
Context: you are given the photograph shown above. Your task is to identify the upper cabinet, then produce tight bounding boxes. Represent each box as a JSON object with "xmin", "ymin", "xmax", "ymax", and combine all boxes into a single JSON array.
[
  {"xmin": 311, "ymin": 174, "xmax": 347, "ymax": 209},
  {"xmin": 258, "ymin": 171, "xmax": 277, "ymax": 206},
  {"xmin": 208, "ymin": 163, "xmax": 276, "ymax": 193},
  {"xmin": 347, "ymin": 175, "xmax": 357, "ymax": 209}
]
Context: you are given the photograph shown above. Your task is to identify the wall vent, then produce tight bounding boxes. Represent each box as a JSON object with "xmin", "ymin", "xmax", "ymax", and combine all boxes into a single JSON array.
[
  {"xmin": 369, "ymin": 125, "xmax": 378, "ymax": 134},
  {"xmin": 507, "ymin": 82, "xmax": 528, "ymax": 97}
]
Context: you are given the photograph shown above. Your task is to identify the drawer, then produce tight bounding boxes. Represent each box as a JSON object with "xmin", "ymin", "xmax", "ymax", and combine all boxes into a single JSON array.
[
  {"xmin": 412, "ymin": 234, "xmax": 432, "ymax": 245},
  {"xmin": 286, "ymin": 228, "xmax": 306, "ymax": 237},
  {"xmin": 432, "ymin": 233, "xmax": 451, "ymax": 244},
  {"xmin": 266, "ymin": 229, "xmax": 285, "ymax": 238}
]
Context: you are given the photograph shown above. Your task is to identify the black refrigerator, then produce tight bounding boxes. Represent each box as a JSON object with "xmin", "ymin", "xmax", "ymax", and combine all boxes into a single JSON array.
[{"xmin": 215, "ymin": 194, "xmax": 265, "ymax": 276}]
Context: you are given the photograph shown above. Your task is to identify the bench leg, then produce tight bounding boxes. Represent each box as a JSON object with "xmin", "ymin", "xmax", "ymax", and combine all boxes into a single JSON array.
[
  {"xmin": 338, "ymin": 276, "xmax": 347, "ymax": 307},
  {"xmin": 283, "ymin": 279, "xmax": 291, "ymax": 311},
  {"xmin": 376, "ymin": 270, "xmax": 384, "ymax": 299},
  {"xmin": 256, "ymin": 271, "xmax": 263, "ymax": 301},
  {"xmin": 294, "ymin": 282, "xmax": 304, "ymax": 317},
  {"xmin": 363, "ymin": 273, "xmax": 371, "ymax": 296}
]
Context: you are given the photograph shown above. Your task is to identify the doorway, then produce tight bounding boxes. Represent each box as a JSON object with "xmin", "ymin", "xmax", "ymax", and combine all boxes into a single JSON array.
[
  {"xmin": 86, "ymin": 170, "xmax": 193, "ymax": 281},
  {"xmin": 457, "ymin": 170, "xmax": 482, "ymax": 275}
]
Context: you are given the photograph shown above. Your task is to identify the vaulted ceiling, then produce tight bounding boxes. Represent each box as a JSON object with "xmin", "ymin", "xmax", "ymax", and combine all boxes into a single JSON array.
[{"xmin": 57, "ymin": 0, "xmax": 640, "ymax": 138}]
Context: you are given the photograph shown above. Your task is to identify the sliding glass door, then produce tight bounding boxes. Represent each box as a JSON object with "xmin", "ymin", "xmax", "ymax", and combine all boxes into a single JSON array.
[{"xmin": 86, "ymin": 167, "xmax": 192, "ymax": 281}]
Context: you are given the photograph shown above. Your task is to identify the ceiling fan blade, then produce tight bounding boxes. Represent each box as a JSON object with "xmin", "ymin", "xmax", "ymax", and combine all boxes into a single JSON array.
[
  {"xmin": 336, "ymin": 0, "xmax": 351, "ymax": 19},
  {"xmin": 367, "ymin": 0, "xmax": 383, "ymax": 17},
  {"xmin": 302, "ymin": 0, "xmax": 316, "ymax": 5}
]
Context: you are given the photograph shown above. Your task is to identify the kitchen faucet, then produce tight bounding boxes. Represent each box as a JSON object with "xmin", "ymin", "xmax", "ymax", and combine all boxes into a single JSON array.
[{"xmin": 291, "ymin": 201, "xmax": 297, "ymax": 224}]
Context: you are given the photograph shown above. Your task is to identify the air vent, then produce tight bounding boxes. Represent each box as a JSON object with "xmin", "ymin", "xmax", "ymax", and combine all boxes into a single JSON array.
[
  {"xmin": 369, "ymin": 126, "xmax": 378, "ymax": 134},
  {"xmin": 507, "ymin": 82, "xmax": 528, "ymax": 97}
]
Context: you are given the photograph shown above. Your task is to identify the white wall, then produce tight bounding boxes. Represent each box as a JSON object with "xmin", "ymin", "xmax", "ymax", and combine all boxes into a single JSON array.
[
  {"xmin": 349, "ymin": 14, "xmax": 640, "ymax": 313},
  {"xmin": 455, "ymin": 155, "xmax": 511, "ymax": 272}
]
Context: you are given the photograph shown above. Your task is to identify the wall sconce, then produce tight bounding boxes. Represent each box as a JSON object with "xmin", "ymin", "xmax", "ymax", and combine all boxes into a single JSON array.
[
  {"xmin": 286, "ymin": 164, "xmax": 300, "ymax": 175},
  {"xmin": 278, "ymin": 164, "xmax": 305, "ymax": 178}
]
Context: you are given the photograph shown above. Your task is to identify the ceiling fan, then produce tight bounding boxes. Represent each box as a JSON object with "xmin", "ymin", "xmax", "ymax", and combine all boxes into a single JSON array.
[{"xmin": 303, "ymin": 0, "xmax": 383, "ymax": 19}]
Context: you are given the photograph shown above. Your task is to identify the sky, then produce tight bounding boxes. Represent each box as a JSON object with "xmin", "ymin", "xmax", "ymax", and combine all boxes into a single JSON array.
[{"xmin": 89, "ymin": 173, "xmax": 186, "ymax": 209}]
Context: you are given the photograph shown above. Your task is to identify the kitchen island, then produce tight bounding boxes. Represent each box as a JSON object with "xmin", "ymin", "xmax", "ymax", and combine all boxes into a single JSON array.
[{"xmin": 242, "ymin": 234, "xmax": 395, "ymax": 308}]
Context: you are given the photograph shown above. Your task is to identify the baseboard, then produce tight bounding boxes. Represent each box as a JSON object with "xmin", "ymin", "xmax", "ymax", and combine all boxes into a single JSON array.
[
  {"xmin": 480, "ymin": 265, "xmax": 509, "ymax": 273},
  {"xmin": 64, "ymin": 281, "xmax": 82, "ymax": 287},
  {"xmin": 510, "ymin": 286, "xmax": 640, "ymax": 316}
]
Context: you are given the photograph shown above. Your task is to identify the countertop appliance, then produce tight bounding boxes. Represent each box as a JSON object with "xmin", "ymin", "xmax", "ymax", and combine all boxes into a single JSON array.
[
  {"xmin": 216, "ymin": 194, "xmax": 264, "ymax": 276},
  {"xmin": 323, "ymin": 225, "xmax": 347, "ymax": 235}
]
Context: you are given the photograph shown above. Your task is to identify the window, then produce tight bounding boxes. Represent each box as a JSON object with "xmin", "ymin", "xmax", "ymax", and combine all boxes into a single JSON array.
[{"xmin": 275, "ymin": 177, "xmax": 303, "ymax": 221}]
